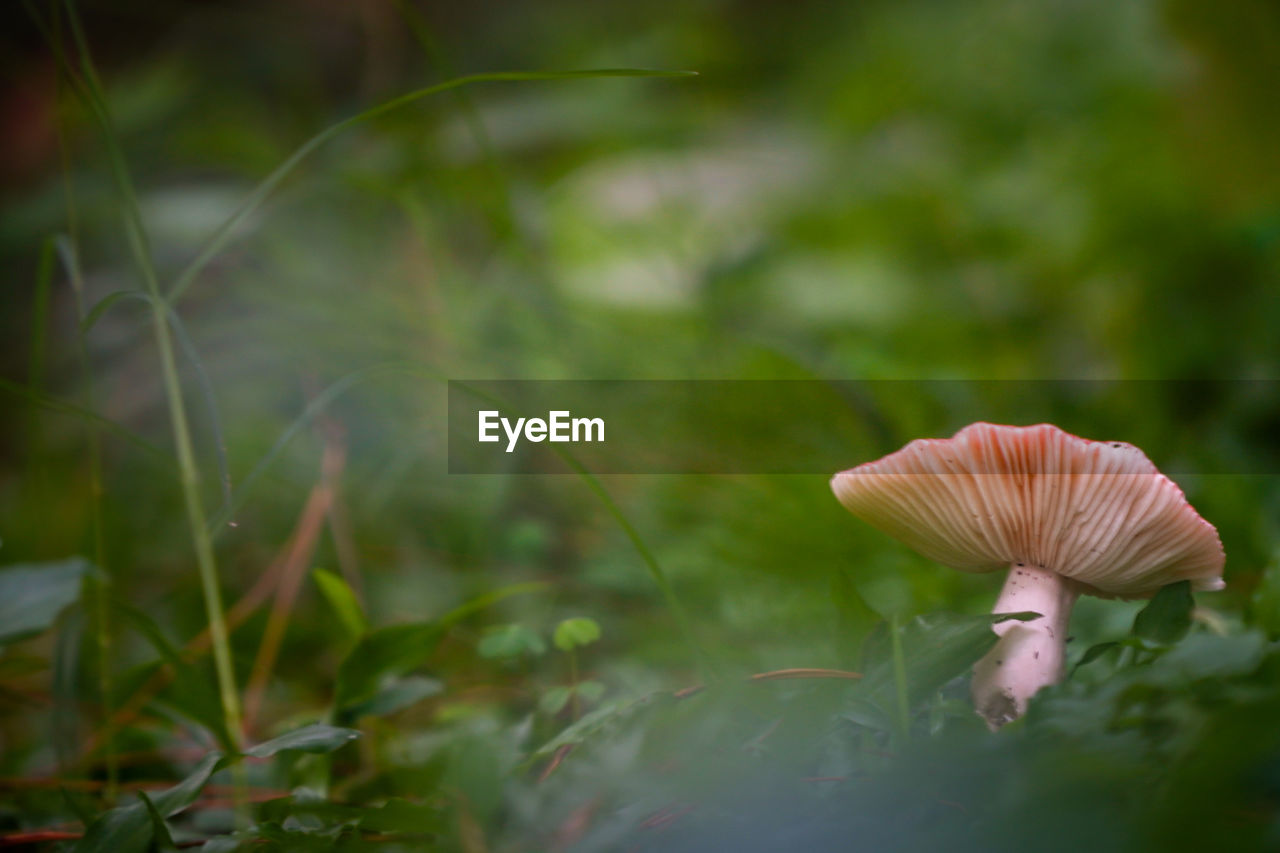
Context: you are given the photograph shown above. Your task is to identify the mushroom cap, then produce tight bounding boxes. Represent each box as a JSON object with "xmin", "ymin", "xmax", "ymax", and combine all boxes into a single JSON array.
[{"xmin": 831, "ymin": 422, "xmax": 1225, "ymax": 598}]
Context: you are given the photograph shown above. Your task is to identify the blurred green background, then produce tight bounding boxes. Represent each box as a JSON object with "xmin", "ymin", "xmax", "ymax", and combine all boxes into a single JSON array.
[{"xmin": 2, "ymin": 0, "xmax": 1280, "ymax": 849}]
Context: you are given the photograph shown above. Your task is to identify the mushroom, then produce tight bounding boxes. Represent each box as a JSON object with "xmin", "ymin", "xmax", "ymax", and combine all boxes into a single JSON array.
[{"xmin": 830, "ymin": 422, "xmax": 1224, "ymax": 728}]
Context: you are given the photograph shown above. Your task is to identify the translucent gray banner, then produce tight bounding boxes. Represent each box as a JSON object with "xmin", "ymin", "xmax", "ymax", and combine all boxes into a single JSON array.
[{"xmin": 446, "ymin": 380, "xmax": 1280, "ymax": 474}]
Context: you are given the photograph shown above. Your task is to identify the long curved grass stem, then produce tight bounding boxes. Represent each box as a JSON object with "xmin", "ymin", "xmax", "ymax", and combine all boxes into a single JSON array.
[{"xmin": 56, "ymin": 0, "xmax": 247, "ymax": 777}]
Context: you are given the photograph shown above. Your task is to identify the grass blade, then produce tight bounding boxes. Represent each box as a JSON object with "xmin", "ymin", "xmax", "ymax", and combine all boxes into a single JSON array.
[
  {"xmin": 55, "ymin": 0, "xmax": 247, "ymax": 778},
  {"xmin": 165, "ymin": 307, "xmax": 234, "ymax": 514},
  {"xmin": 207, "ymin": 363, "xmax": 436, "ymax": 535},
  {"xmin": 0, "ymin": 378, "xmax": 173, "ymax": 465},
  {"xmin": 166, "ymin": 68, "xmax": 696, "ymax": 306},
  {"xmin": 79, "ymin": 289, "xmax": 147, "ymax": 337},
  {"xmin": 55, "ymin": 231, "xmax": 119, "ymax": 797}
]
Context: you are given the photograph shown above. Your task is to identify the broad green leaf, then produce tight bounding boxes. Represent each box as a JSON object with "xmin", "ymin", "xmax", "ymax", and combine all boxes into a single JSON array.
[
  {"xmin": 436, "ymin": 582, "xmax": 550, "ymax": 630},
  {"xmin": 553, "ymin": 617, "xmax": 602, "ymax": 652},
  {"xmin": 311, "ymin": 569, "xmax": 367, "ymax": 641},
  {"xmin": 244, "ymin": 724, "xmax": 360, "ymax": 758},
  {"xmin": 335, "ymin": 584, "xmax": 547, "ymax": 711},
  {"xmin": 1132, "ymin": 581, "xmax": 1194, "ymax": 646},
  {"xmin": 73, "ymin": 752, "xmax": 222, "ymax": 853},
  {"xmin": 60, "ymin": 786, "xmax": 96, "ymax": 827},
  {"xmin": 860, "ymin": 611, "xmax": 1039, "ymax": 708},
  {"xmin": 113, "ymin": 602, "xmax": 231, "ymax": 747},
  {"xmin": 1071, "ymin": 641, "xmax": 1121, "ymax": 676},
  {"xmin": 479, "ymin": 623, "xmax": 547, "ymax": 659},
  {"xmin": 343, "ymin": 675, "xmax": 443, "ymax": 719},
  {"xmin": 525, "ymin": 697, "xmax": 663, "ymax": 765},
  {"xmin": 0, "ymin": 558, "xmax": 92, "ymax": 646},
  {"xmin": 1143, "ymin": 632, "xmax": 1269, "ymax": 685},
  {"xmin": 137, "ymin": 792, "xmax": 176, "ymax": 852},
  {"xmin": 842, "ymin": 697, "xmax": 894, "ymax": 732},
  {"xmin": 540, "ymin": 686, "xmax": 573, "ymax": 714},
  {"xmin": 575, "ymin": 679, "xmax": 606, "ymax": 703},
  {"xmin": 334, "ymin": 621, "xmax": 443, "ymax": 711}
]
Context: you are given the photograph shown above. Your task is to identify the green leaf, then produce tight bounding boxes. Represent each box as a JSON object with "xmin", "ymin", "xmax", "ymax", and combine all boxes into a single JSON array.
[
  {"xmin": 1071, "ymin": 641, "xmax": 1121, "ymax": 676},
  {"xmin": 311, "ymin": 568, "xmax": 367, "ymax": 641},
  {"xmin": 575, "ymin": 680, "xmax": 606, "ymax": 704},
  {"xmin": 553, "ymin": 617, "xmax": 602, "ymax": 652},
  {"xmin": 73, "ymin": 753, "xmax": 222, "ymax": 853},
  {"xmin": 244, "ymin": 724, "xmax": 360, "ymax": 758},
  {"xmin": 860, "ymin": 611, "xmax": 1039, "ymax": 709},
  {"xmin": 1132, "ymin": 581, "xmax": 1194, "ymax": 646},
  {"xmin": 334, "ymin": 621, "xmax": 443, "ymax": 712},
  {"xmin": 478, "ymin": 623, "xmax": 547, "ymax": 659},
  {"xmin": 540, "ymin": 686, "xmax": 573, "ymax": 714},
  {"xmin": 0, "ymin": 558, "xmax": 92, "ymax": 646},
  {"xmin": 341, "ymin": 676, "xmax": 443, "ymax": 719},
  {"xmin": 136, "ymin": 792, "xmax": 176, "ymax": 852},
  {"xmin": 59, "ymin": 786, "xmax": 96, "ymax": 827},
  {"xmin": 334, "ymin": 583, "xmax": 547, "ymax": 712},
  {"xmin": 1144, "ymin": 632, "xmax": 1269, "ymax": 685},
  {"xmin": 524, "ymin": 697, "xmax": 664, "ymax": 766},
  {"xmin": 113, "ymin": 602, "xmax": 231, "ymax": 747},
  {"xmin": 842, "ymin": 697, "xmax": 894, "ymax": 732},
  {"xmin": 436, "ymin": 582, "xmax": 551, "ymax": 630}
]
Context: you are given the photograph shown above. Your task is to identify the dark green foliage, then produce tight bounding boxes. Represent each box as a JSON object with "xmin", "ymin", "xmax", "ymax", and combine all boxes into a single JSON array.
[
  {"xmin": 3, "ymin": 0, "xmax": 1279, "ymax": 849},
  {"xmin": 244, "ymin": 725, "xmax": 361, "ymax": 758},
  {"xmin": 333, "ymin": 622, "xmax": 445, "ymax": 713},
  {"xmin": 73, "ymin": 754, "xmax": 221, "ymax": 853},
  {"xmin": 70, "ymin": 726, "xmax": 359, "ymax": 853},
  {"xmin": 1132, "ymin": 580, "xmax": 1195, "ymax": 646},
  {"xmin": 859, "ymin": 611, "xmax": 1038, "ymax": 711},
  {"xmin": 0, "ymin": 559, "xmax": 93, "ymax": 646}
]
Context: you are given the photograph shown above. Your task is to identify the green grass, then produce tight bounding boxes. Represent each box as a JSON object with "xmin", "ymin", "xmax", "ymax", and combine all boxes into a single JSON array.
[{"xmin": 2, "ymin": 0, "xmax": 1279, "ymax": 849}]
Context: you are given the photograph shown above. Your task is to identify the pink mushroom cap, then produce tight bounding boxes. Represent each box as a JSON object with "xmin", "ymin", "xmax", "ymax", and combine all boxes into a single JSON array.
[{"xmin": 830, "ymin": 422, "xmax": 1225, "ymax": 599}]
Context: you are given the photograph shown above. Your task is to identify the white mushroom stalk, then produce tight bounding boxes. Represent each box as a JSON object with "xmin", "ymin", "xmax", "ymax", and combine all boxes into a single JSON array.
[
  {"xmin": 971, "ymin": 563, "xmax": 1080, "ymax": 729},
  {"xmin": 831, "ymin": 422, "xmax": 1225, "ymax": 729}
]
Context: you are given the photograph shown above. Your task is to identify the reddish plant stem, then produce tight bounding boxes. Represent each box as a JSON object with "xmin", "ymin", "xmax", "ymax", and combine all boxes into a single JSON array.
[{"xmin": 242, "ymin": 438, "xmax": 344, "ymax": 732}]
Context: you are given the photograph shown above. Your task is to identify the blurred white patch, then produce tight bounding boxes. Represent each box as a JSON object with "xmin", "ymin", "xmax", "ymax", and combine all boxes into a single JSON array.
[
  {"xmin": 140, "ymin": 185, "xmax": 249, "ymax": 247},
  {"xmin": 560, "ymin": 256, "xmax": 693, "ymax": 309},
  {"xmin": 766, "ymin": 252, "xmax": 914, "ymax": 326},
  {"xmin": 549, "ymin": 132, "xmax": 819, "ymax": 308}
]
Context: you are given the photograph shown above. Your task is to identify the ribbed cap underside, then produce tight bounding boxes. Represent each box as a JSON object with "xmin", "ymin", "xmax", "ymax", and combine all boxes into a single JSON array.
[{"xmin": 831, "ymin": 423, "xmax": 1225, "ymax": 598}]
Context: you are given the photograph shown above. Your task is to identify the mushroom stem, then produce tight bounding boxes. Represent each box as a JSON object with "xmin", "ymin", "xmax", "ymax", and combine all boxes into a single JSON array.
[{"xmin": 971, "ymin": 563, "xmax": 1079, "ymax": 729}]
